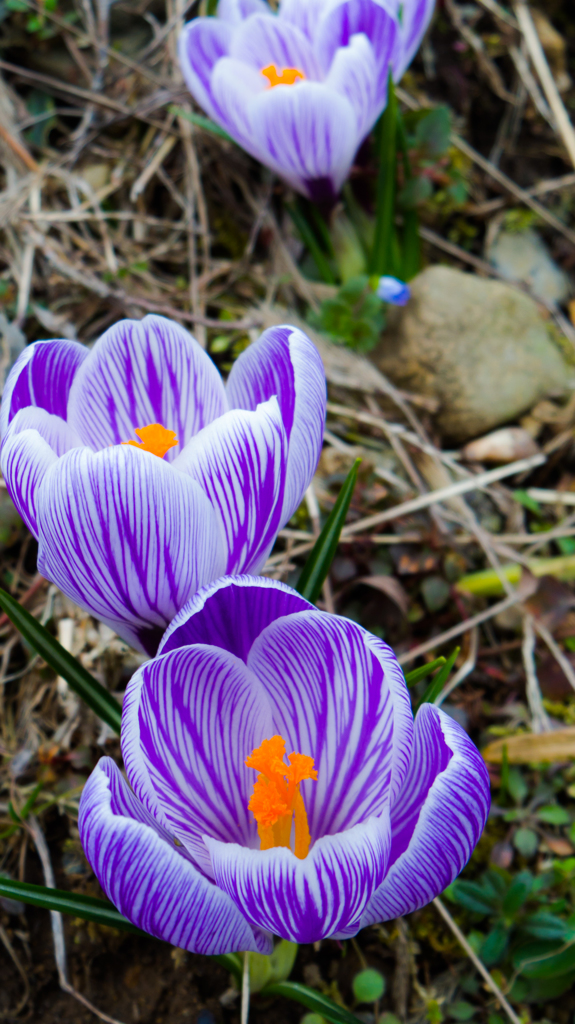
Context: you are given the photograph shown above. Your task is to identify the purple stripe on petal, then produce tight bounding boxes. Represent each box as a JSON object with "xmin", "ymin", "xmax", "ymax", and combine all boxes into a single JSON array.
[
  {"xmin": 229, "ymin": 13, "xmax": 322, "ymax": 79},
  {"xmin": 0, "ymin": 339, "xmax": 88, "ymax": 437},
  {"xmin": 360, "ymin": 705, "xmax": 490, "ymax": 925},
  {"xmin": 248, "ymin": 81, "xmax": 358, "ymax": 198},
  {"xmin": 209, "ymin": 57, "xmax": 270, "ymax": 150},
  {"xmin": 6, "ymin": 406, "xmax": 81, "ymax": 457},
  {"xmin": 67, "ymin": 315, "xmax": 227, "ymax": 460},
  {"xmin": 36, "ymin": 445, "xmax": 226, "ymax": 654},
  {"xmin": 178, "ymin": 18, "xmax": 234, "ymax": 124},
  {"xmin": 218, "ymin": 0, "xmax": 270, "ymax": 23},
  {"xmin": 159, "ymin": 575, "xmax": 316, "ymax": 661},
  {"xmin": 316, "ymin": 0, "xmax": 398, "ymax": 88},
  {"xmin": 206, "ymin": 810, "xmax": 390, "ymax": 943},
  {"xmin": 279, "ymin": 0, "xmax": 330, "ymax": 40},
  {"xmin": 363, "ymin": 632, "xmax": 414, "ymax": 806},
  {"xmin": 247, "ymin": 611, "xmax": 401, "ymax": 838},
  {"xmin": 121, "ymin": 645, "xmax": 273, "ymax": 876},
  {"xmin": 174, "ymin": 398, "xmax": 287, "ymax": 575},
  {"xmin": 0, "ymin": 428, "xmax": 58, "ymax": 538},
  {"xmin": 79, "ymin": 758, "xmax": 270, "ymax": 954},
  {"xmin": 227, "ymin": 326, "xmax": 326, "ymax": 522},
  {"xmin": 323, "ymin": 34, "xmax": 383, "ymax": 141}
]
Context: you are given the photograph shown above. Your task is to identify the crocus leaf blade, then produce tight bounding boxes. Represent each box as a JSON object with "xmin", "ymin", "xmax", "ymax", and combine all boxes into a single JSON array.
[
  {"xmin": 0, "ymin": 876, "xmax": 140, "ymax": 932},
  {"xmin": 262, "ymin": 981, "xmax": 365, "ymax": 1024},
  {"xmin": 414, "ymin": 647, "xmax": 460, "ymax": 710},
  {"xmin": 0, "ymin": 588, "xmax": 122, "ymax": 733},
  {"xmin": 403, "ymin": 657, "xmax": 447, "ymax": 688},
  {"xmin": 296, "ymin": 459, "xmax": 360, "ymax": 603},
  {"xmin": 214, "ymin": 953, "xmax": 243, "ymax": 981},
  {"xmin": 168, "ymin": 105, "xmax": 234, "ymax": 142}
]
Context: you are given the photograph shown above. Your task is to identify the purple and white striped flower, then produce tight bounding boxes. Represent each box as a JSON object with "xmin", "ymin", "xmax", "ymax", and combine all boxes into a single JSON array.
[
  {"xmin": 79, "ymin": 575, "xmax": 490, "ymax": 953},
  {"xmin": 178, "ymin": 0, "xmax": 436, "ymax": 201},
  {"xmin": 0, "ymin": 316, "xmax": 326, "ymax": 654}
]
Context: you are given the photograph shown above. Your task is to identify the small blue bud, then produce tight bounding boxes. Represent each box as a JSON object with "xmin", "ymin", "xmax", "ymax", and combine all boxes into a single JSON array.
[{"xmin": 375, "ymin": 276, "xmax": 410, "ymax": 305}]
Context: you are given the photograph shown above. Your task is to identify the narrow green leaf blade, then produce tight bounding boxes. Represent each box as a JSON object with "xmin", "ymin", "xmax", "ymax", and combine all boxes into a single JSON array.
[
  {"xmin": 414, "ymin": 646, "xmax": 460, "ymax": 711},
  {"xmin": 0, "ymin": 876, "xmax": 140, "ymax": 933},
  {"xmin": 0, "ymin": 588, "xmax": 122, "ymax": 733},
  {"xmin": 214, "ymin": 952, "xmax": 243, "ymax": 981},
  {"xmin": 370, "ymin": 74, "xmax": 398, "ymax": 276},
  {"xmin": 262, "ymin": 982, "xmax": 364, "ymax": 1024},
  {"xmin": 296, "ymin": 459, "xmax": 361, "ymax": 603},
  {"xmin": 168, "ymin": 105, "xmax": 233, "ymax": 142},
  {"xmin": 403, "ymin": 657, "xmax": 447, "ymax": 688},
  {"xmin": 287, "ymin": 203, "xmax": 336, "ymax": 285}
]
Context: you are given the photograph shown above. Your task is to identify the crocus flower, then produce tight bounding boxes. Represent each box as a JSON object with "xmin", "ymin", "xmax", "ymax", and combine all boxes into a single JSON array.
[
  {"xmin": 179, "ymin": 0, "xmax": 435, "ymax": 202},
  {"xmin": 0, "ymin": 317, "xmax": 326, "ymax": 654},
  {"xmin": 376, "ymin": 275, "xmax": 411, "ymax": 305},
  {"xmin": 79, "ymin": 575, "xmax": 490, "ymax": 953}
]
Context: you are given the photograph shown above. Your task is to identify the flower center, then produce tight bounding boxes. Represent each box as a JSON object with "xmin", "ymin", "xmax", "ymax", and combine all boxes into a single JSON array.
[
  {"xmin": 121, "ymin": 423, "xmax": 178, "ymax": 458},
  {"xmin": 261, "ymin": 64, "xmax": 306, "ymax": 88},
  {"xmin": 246, "ymin": 735, "xmax": 317, "ymax": 859}
]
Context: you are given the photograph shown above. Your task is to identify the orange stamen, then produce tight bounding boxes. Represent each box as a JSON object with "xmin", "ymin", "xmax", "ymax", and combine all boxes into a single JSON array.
[
  {"xmin": 122, "ymin": 423, "xmax": 178, "ymax": 458},
  {"xmin": 245, "ymin": 734, "xmax": 316, "ymax": 859},
  {"xmin": 261, "ymin": 64, "xmax": 306, "ymax": 88}
]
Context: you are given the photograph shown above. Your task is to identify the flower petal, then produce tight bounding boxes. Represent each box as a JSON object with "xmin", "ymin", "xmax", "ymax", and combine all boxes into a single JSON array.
[
  {"xmin": 159, "ymin": 574, "xmax": 316, "ymax": 660},
  {"xmin": 79, "ymin": 757, "xmax": 269, "ymax": 954},
  {"xmin": 360, "ymin": 704, "xmax": 491, "ymax": 925},
  {"xmin": 278, "ymin": 0, "xmax": 329, "ymax": 40},
  {"xmin": 0, "ymin": 428, "xmax": 58, "ymax": 537},
  {"xmin": 316, "ymin": 0, "xmax": 398, "ymax": 88},
  {"xmin": 247, "ymin": 81, "xmax": 358, "ymax": 198},
  {"xmin": 6, "ymin": 406, "xmax": 81, "ymax": 456},
  {"xmin": 395, "ymin": 0, "xmax": 435, "ymax": 81},
  {"xmin": 247, "ymin": 610, "xmax": 411, "ymax": 838},
  {"xmin": 121, "ymin": 644, "xmax": 274, "ymax": 876},
  {"xmin": 178, "ymin": 17, "xmax": 234, "ymax": 125},
  {"xmin": 174, "ymin": 398, "xmax": 287, "ymax": 575},
  {"xmin": 206, "ymin": 809, "xmax": 390, "ymax": 943},
  {"xmin": 229, "ymin": 13, "xmax": 321, "ymax": 79},
  {"xmin": 218, "ymin": 0, "xmax": 270, "ymax": 24},
  {"xmin": 323, "ymin": 34, "xmax": 383, "ymax": 141},
  {"xmin": 227, "ymin": 326, "xmax": 326, "ymax": 523},
  {"xmin": 209, "ymin": 57, "xmax": 269, "ymax": 149},
  {"xmin": 0, "ymin": 338, "xmax": 88, "ymax": 437},
  {"xmin": 67, "ymin": 315, "xmax": 227, "ymax": 460},
  {"xmin": 36, "ymin": 445, "xmax": 226, "ymax": 654}
]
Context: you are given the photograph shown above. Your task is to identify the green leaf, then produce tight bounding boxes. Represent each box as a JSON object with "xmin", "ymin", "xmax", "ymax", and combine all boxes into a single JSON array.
[
  {"xmin": 296, "ymin": 459, "xmax": 361, "ymax": 604},
  {"xmin": 352, "ymin": 969, "xmax": 385, "ymax": 1002},
  {"xmin": 522, "ymin": 913, "xmax": 571, "ymax": 941},
  {"xmin": 445, "ymin": 880, "xmax": 497, "ymax": 915},
  {"xmin": 0, "ymin": 876, "xmax": 140, "ymax": 933},
  {"xmin": 0, "ymin": 588, "xmax": 122, "ymax": 734},
  {"xmin": 261, "ymin": 982, "xmax": 364, "ymax": 1024},
  {"xmin": 249, "ymin": 940, "xmax": 298, "ymax": 993},
  {"xmin": 287, "ymin": 203, "xmax": 336, "ymax": 285},
  {"xmin": 214, "ymin": 952, "xmax": 243, "ymax": 981},
  {"xmin": 310, "ymin": 276, "xmax": 385, "ymax": 352},
  {"xmin": 370, "ymin": 74, "xmax": 398, "ymax": 277},
  {"xmin": 448, "ymin": 1002, "xmax": 476, "ymax": 1022},
  {"xmin": 168, "ymin": 106, "xmax": 233, "ymax": 142},
  {"xmin": 403, "ymin": 657, "xmax": 447, "ymax": 688},
  {"xmin": 507, "ymin": 767, "xmax": 528, "ymax": 806},
  {"xmin": 502, "ymin": 871, "xmax": 533, "ymax": 916},
  {"xmin": 481, "ymin": 924, "xmax": 509, "ymax": 966},
  {"xmin": 413, "ymin": 647, "xmax": 459, "ymax": 711},
  {"xmin": 537, "ymin": 805, "xmax": 570, "ymax": 826},
  {"xmin": 513, "ymin": 828, "xmax": 539, "ymax": 858},
  {"xmin": 513, "ymin": 940, "xmax": 575, "ymax": 979}
]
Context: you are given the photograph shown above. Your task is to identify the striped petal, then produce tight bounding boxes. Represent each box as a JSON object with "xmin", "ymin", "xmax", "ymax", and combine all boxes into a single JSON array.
[
  {"xmin": 178, "ymin": 17, "xmax": 234, "ymax": 125},
  {"xmin": 159, "ymin": 575, "xmax": 315, "ymax": 661},
  {"xmin": 247, "ymin": 610, "xmax": 413, "ymax": 838},
  {"xmin": 5, "ymin": 406, "xmax": 81, "ymax": 457},
  {"xmin": 218, "ymin": 0, "xmax": 270, "ymax": 23},
  {"xmin": 360, "ymin": 704, "xmax": 491, "ymax": 925},
  {"xmin": 229, "ymin": 13, "xmax": 321, "ymax": 79},
  {"xmin": 248, "ymin": 80, "xmax": 358, "ymax": 199},
  {"xmin": 0, "ymin": 338, "xmax": 88, "ymax": 437},
  {"xmin": 36, "ymin": 445, "xmax": 226, "ymax": 654},
  {"xmin": 395, "ymin": 0, "xmax": 435, "ymax": 81},
  {"xmin": 0, "ymin": 428, "xmax": 58, "ymax": 537},
  {"xmin": 79, "ymin": 758, "xmax": 269, "ymax": 954},
  {"xmin": 323, "ymin": 33, "xmax": 383, "ymax": 142},
  {"xmin": 121, "ymin": 644, "xmax": 274, "ymax": 876},
  {"xmin": 316, "ymin": 0, "xmax": 398, "ymax": 89},
  {"xmin": 174, "ymin": 398, "xmax": 287, "ymax": 575},
  {"xmin": 67, "ymin": 315, "xmax": 227, "ymax": 460},
  {"xmin": 206, "ymin": 809, "xmax": 391, "ymax": 943},
  {"xmin": 227, "ymin": 326, "xmax": 326, "ymax": 523}
]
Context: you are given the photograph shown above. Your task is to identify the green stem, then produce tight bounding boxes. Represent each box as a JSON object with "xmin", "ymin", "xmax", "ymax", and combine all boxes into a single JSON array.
[
  {"xmin": 396, "ymin": 112, "xmax": 421, "ymax": 280},
  {"xmin": 287, "ymin": 203, "xmax": 336, "ymax": 285},
  {"xmin": 370, "ymin": 75, "xmax": 398, "ymax": 276}
]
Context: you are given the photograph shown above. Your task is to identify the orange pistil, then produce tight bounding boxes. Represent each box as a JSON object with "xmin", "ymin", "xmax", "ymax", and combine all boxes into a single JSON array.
[
  {"xmin": 261, "ymin": 64, "xmax": 306, "ymax": 88},
  {"xmin": 246, "ymin": 735, "xmax": 317, "ymax": 859},
  {"xmin": 121, "ymin": 423, "xmax": 178, "ymax": 458}
]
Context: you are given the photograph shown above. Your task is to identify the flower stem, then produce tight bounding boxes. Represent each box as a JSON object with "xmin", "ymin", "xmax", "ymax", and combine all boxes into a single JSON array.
[
  {"xmin": 241, "ymin": 951, "xmax": 251, "ymax": 1024},
  {"xmin": 370, "ymin": 74, "xmax": 398, "ymax": 276}
]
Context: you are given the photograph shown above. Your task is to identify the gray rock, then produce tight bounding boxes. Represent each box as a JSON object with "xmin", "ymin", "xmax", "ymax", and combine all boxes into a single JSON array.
[
  {"xmin": 372, "ymin": 266, "xmax": 571, "ymax": 442},
  {"xmin": 486, "ymin": 228, "xmax": 572, "ymax": 306}
]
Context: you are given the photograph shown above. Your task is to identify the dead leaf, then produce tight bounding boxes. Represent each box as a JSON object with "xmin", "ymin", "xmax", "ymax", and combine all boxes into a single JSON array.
[
  {"xmin": 540, "ymin": 835, "xmax": 574, "ymax": 856},
  {"xmin": 483, "ymin": 728, "xmax": 575, "ymax": 763},
  {"xmin": 353, "ymin": 575, "xmax": 410, "ymax": 616}
]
